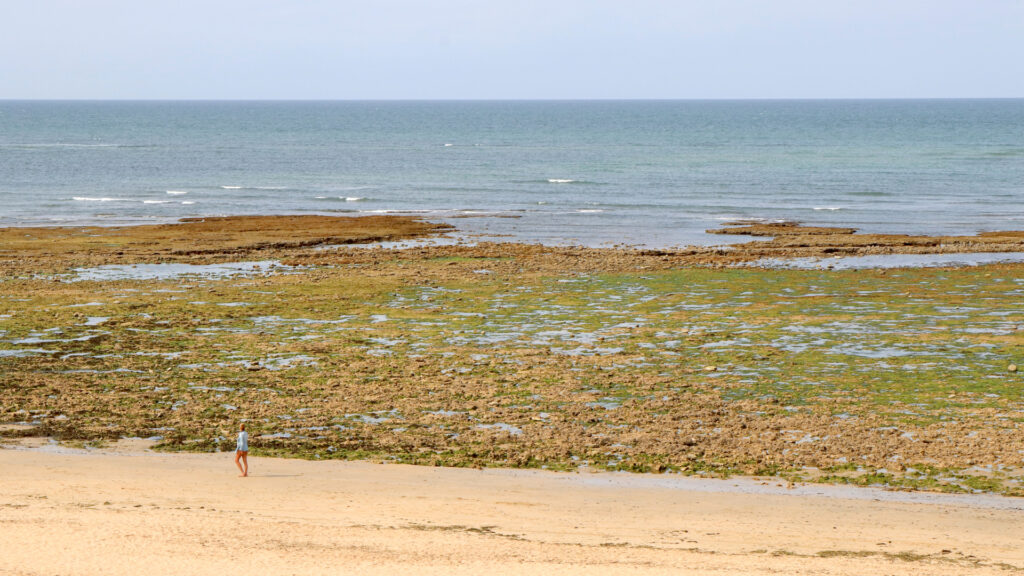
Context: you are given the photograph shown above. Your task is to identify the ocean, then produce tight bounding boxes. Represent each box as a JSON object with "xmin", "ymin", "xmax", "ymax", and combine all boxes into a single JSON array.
[{"xmin": 1, "ymin": 100, "xmax": 1022, "ymax": 247}]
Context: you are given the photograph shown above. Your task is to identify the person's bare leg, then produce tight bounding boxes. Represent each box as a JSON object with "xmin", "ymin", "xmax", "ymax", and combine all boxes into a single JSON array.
[
  {"xmin": 235, "ymin": 451, "xmax": 245, "ymax": 476},
  {"xmin": 240, "ymin": 452, "xmax": 248, "ymax": 477}
]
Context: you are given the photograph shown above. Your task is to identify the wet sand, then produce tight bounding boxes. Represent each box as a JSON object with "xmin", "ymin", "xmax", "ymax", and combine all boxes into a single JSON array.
[{"xmin": 1, "ymin": 444, "xmax": 1022, "ymax": 575}]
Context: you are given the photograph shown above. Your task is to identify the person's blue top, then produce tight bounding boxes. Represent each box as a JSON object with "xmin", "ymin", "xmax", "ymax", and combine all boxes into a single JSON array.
[{"xmin": 236, "ymin": 430, "xmax": 249, "ymax": 452}]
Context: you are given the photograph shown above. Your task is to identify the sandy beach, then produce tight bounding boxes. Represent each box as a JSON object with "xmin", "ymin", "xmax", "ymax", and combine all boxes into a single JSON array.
[{"xmin": 1, "ymin": 443, "xmax": 1022, "ymax": 575}]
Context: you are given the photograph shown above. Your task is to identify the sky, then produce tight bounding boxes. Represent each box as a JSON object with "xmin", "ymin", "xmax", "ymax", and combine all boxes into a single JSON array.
[{"xmin": 2, "ymin": 0, "xmax": 1023, "ymax": 100}]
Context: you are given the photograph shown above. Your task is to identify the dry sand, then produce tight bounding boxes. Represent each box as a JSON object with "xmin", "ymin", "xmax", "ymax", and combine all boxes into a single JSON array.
[{"xmin": 1, "ymin": 443, "xmax": 1022, "ymax": 575}]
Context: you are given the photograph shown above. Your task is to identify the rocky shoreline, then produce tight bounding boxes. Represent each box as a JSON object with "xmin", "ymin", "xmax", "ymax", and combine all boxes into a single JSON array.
[{"xmin": 2, "ymin": 215, "xmax": 1023, "ymax": 495}]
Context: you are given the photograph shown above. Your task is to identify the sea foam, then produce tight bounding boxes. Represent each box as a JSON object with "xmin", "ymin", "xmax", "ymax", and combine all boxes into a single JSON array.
[
  {"xmin": 221, "ymin": 185, "xmax": 286, "ymax": 190},
  {"xmin": 316, "ymin": 196, "xmax": 366, "ymax": 202}
]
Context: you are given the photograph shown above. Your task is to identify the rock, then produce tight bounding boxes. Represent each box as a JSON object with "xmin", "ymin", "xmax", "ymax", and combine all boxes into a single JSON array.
[
  {"xmin": 703, "ymin": 365, "xmax": 717, "ymax": 372},
  {"xmin": 1010, "ymin": 364, "xmax": 1018, "ymax": 373}
]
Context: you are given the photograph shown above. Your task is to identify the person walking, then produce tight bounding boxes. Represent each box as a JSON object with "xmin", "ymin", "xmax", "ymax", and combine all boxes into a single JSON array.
[{"xmin": 235, "ymin": 423, "xmax": 249, "ymax": 477}]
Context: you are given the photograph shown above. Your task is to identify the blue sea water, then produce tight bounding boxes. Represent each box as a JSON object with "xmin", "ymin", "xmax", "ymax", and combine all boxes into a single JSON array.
[{"xmin": 0, "ymin": 100, "xmax": 1022, "ymax": 247}]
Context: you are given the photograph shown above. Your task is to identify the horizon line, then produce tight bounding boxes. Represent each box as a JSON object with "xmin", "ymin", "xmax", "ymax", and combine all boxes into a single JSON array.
[{"xmin": 2, "ymin": 96, "xmax": 1023, "ymax": 103}]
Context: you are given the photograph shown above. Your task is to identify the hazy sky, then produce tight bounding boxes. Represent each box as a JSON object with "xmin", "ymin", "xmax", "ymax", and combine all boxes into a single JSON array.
[{"xmin": 3, "ymin": 0, "xmax": 1022, "ymax": 99}]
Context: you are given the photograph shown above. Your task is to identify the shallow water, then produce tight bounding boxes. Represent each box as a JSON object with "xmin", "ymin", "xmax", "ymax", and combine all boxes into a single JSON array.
[
  {"xmin": 0, "ymin": 348, "xmax": 57, "ymax": 357},
  {"xmin": 318, "ymin": 235, "xmax": 467, "ymax": 251},
  {"xmin": 476, "ymin": 422, "xmax": 524, "ymax": 435},
  {"xmin": 556, "ymin": 469, "xmax": 1024, "ymax": 511},
  {"xmin": 63, "ymin": 261, "xmax": 293, "ymax": 282},
  {"xmin": 746, "ymin": 252, "xmax": 1024, "ymax": 270}
]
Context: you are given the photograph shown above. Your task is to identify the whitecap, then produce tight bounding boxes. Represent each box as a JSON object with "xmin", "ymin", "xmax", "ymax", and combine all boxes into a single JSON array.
[
  {"xmin": 360, "ymin": 209, "xmax": 435, "ymax": 215},
  {"xmin": 315, "ymin": 196, "xmax": 327, "ymax": 199},
  {"xmin": 220, "ymin": 185, "xmax": 242, "ymax": 190},
  {"xmin": 166, "ymin": 190, "xmax": 188, "ymax": 195},
  {"xmin": 344, "ymin": 197, "xmax": 364, "ymax": 202},
  {"xmin": 712, "ymin": 216, "xmax": 788, "ymax": 223},
  {"xmin": 73, "ymin": 197, "xmax": 122, "ymax": 202},
  {"xmin": 577, "ymin": 209, "xmax": 604, "ymax": 213},
  {"xmin": 181, "ymin": 201, "xmax": 196, "ymax": 205},
  {"xmin": 548, "ymin": 178, "xmax": 575, "ymax": 184},
  {"xmin": 443, "ymin": 143, "xmax": 454, "ymax": 147},
  {"xmin": 143, "ymin": 200, "xmax": 170, "ymax": 204},
  {"xmin": 813, "ymin": 206, "xmax": 844, "ymax": 211}
]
